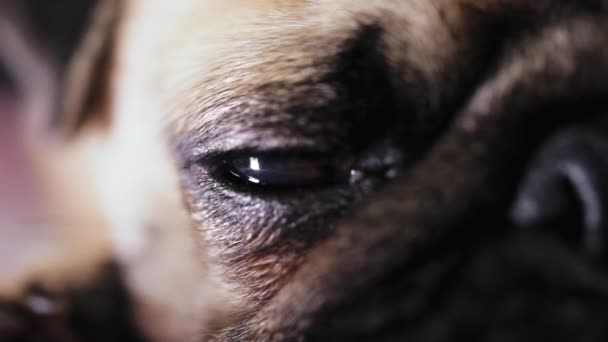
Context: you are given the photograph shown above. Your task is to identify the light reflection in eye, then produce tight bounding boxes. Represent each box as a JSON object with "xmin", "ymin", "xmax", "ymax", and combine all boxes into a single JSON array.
[
  {"xmin": 250, "ymin": 157, "xmax": 261, "ymax": 171},
  {"xmin": 247, "ymin": 176, "xmax": 261, "ymax": 184},
  {"xmin": 225, "ymin": 158, "xmax": 263, "ymax": 184}
]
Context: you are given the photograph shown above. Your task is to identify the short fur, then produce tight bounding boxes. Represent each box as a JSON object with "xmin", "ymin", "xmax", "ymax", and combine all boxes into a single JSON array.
[{"xmin": 2, "ymin": 0, "xmax": 608, "ymax": 341}]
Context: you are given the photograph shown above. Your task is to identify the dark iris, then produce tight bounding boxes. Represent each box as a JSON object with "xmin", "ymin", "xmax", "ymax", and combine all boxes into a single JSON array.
[{"xmin": 221, "ymin": 155, "xmax": 350, "ymax": 189}]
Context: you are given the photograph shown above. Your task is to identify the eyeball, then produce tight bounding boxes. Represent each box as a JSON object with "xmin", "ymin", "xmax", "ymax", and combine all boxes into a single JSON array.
[{"xmin": 221, "ymin": 155, "xmax": 349, "ymax": 189}]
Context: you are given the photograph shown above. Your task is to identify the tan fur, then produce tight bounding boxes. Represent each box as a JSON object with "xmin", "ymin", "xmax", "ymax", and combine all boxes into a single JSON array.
[
  {"xmin": 37, "ymin": 1, "xmax": 488, "ymax": 337},
  {"xmin": 7, "ymin": 0, "xmax": 608, "ymax": 340},
  {"xmin": 97, "ymin": 2, "xmax": 472, "ymax": 333}
]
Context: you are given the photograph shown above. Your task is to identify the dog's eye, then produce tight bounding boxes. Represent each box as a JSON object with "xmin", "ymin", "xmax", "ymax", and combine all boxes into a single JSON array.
[{"xmin": 217, "ymin": 154, "xmax": 350, "ymax": 189}]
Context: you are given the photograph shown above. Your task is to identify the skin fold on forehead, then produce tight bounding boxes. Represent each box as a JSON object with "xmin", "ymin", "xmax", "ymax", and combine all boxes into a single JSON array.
[{"xmin": 116, "ymin": 0, "xmax": 481, "ymax": 132}]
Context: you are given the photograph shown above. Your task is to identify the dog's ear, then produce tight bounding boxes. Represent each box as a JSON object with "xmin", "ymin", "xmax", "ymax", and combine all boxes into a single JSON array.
[{"xmin": 57, "ymin": 0, "xmax": 119, "ymax": 136}]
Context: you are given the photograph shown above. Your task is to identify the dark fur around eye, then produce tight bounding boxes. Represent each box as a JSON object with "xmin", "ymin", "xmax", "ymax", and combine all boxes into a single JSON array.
[{"xmin": 173, "ymin": 23, "xmax": 452, "ymax": 248}]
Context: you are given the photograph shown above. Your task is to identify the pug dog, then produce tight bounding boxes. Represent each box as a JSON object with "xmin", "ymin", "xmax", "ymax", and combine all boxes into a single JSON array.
[{"xmin": 2, "ymin": 0, "xmax": 608, "ymax": 341}]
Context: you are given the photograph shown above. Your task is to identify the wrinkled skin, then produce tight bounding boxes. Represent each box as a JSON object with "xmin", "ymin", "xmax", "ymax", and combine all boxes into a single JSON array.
[{"xmin": 2, "ymin": 1, "xmax": 608, "ymax": 341}]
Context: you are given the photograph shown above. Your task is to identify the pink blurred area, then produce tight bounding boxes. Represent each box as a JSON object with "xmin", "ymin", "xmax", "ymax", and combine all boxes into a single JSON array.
[
  {"xmin": 0, "ymin": 94, "xmax": 36, "ymax": 202},
  {"xmin": 0, "ymin": 89, "xmax": 48, "ymax": 278}
]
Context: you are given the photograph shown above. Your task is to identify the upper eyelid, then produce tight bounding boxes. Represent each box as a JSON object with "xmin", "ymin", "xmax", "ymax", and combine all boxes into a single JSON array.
[
  {"xmin": 184, "ymin": 145, "xmax": 348, "ymax": 171},
  {"xmin": 177, "ymin": 80, "xmax": 338, "ymax": 137},
  {"xmin": 172, "ymin": 81, "xmax": 352, "ymax": 159},
  {"xmin": 175, "ymin": 129, "xmax": 346, "ymax": 169}
]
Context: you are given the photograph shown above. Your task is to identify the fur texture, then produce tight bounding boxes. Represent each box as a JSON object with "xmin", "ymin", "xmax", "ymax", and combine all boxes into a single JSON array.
[{"xmin": 2, "ymin": 0, "xmax": 608, "ymax": 341}]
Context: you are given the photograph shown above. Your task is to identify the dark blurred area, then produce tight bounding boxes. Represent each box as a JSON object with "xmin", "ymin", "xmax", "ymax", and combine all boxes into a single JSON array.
[
  {"xmin": 0, "ymin": 0, "xmax": 96, "ymax": 102},
  {"xmin": 0, "ymin": 57, "xmax": 14, "ymax": 93},
  {"xmin": 8, "ymin": 0, "xmax": 96, "ymax": 67}
]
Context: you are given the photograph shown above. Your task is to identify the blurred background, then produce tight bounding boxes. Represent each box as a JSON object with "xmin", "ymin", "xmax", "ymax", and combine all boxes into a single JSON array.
[
  {"xmin": 1, "ymin": 0, "xmax": 96, "ymax": 103},
  {"xmin": 1, "ymin": 4, "xmax": 142, "ymax": 340},
  {"xmin": 0, "ymin": 0, "xmax": 96, "ymax": 289}
]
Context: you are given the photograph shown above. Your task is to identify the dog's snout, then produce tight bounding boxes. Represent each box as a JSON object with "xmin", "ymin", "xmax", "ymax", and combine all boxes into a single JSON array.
[{"xmin": 512, "ymin": 118, "xmax": 608, "ymax": 258}]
